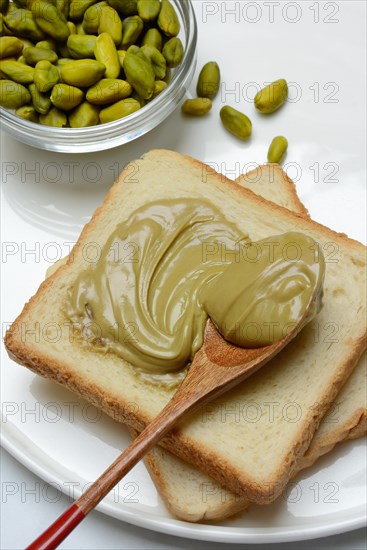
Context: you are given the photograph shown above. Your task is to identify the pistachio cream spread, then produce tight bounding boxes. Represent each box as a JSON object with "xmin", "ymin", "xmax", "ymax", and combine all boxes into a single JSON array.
[{"xmin": 66, "ymin": 199, "xmax": 324, "ymax": 375}]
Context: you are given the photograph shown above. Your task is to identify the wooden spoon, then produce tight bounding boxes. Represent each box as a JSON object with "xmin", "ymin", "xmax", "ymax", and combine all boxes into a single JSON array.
[{"xmin": 26, "ymin": 305, "xmax": 313, "ymax": 550}]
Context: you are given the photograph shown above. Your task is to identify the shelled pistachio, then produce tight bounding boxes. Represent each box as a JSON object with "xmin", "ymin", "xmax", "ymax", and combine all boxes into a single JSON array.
[{"xmin": 267, "ymin": 136, "xmax": 288, "ymax": 163}]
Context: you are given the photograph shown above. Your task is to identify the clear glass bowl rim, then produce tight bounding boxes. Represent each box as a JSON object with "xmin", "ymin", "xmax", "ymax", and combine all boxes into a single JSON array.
[{"xmin": 0, "ymin": 0, "xmax": 198, "ymax": 153}]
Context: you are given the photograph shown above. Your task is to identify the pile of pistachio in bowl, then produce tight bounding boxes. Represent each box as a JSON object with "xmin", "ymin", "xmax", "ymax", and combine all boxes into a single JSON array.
[{"xmin": 0, "ymin": 0, "xmax": 187, "ymax": 128}]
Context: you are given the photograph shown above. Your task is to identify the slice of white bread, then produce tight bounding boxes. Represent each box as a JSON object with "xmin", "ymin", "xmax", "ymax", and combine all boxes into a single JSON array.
[
  {"xmin": 130, "ymin": 351, "xmax": 367, "ymax": 522},
  {"xmin": 5, "ymin": 150, "xmax": 366, "ymax": 505},
  {"xmin": 127, "ymin": 165, "xmax": 366, "ymax": 521}
]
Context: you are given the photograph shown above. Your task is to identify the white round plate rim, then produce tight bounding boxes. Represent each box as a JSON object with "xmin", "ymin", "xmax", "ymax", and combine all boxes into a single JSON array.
[{"xmin": 1, "ymin": 424, "xmax": 366, "ymax": 545}]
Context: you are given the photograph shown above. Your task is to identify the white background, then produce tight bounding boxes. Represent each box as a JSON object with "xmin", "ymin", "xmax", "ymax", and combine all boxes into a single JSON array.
[{"xmin": 1, "ymin": 1, "xmax": 366, "ymax": 548}]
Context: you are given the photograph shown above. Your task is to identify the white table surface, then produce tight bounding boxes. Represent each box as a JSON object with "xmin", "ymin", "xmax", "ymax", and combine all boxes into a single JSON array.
[{"xmin": 1, "ymin": 1, "xmax": 366, "ymax": 549}]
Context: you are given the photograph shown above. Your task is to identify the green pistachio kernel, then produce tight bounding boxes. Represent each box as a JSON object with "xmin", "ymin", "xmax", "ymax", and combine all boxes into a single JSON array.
[
  {"xmin": 254, "ymin": 79, "xmax": 288, "ymax": 114},
  {"xmin": 99, "ymin": 97, "xmax": 140, "ymax": 123},
  {"xmin": 220, "ymin": 105, "xmax": 252, "ymax": 140},
  {"xmin": 267, "ymin": 136, "xmax": 288, "ymax": 163},
  {"xmin": 157, "ymin": 0, "xmax": 179, "ymax": 37},
  {"xmin": 0, "ymin": 78, "xmax": 31, "ymax": 108},
  {"xmin": 181, "ymin": 97, "xmax": 212, "ymax": 116},
  {"xmin": 197, "ymin": 61, "xmax": 220, "ymax": 100}
]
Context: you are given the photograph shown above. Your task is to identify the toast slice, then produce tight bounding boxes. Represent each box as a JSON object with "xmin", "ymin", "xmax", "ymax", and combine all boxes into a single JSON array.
[
  {"xmin": 130, "ymin": 351, "xmax": 367, "ymax": 521},
  {"xmin": 128, "ymin": 165, "xmax": 366, "ymax": 521},
  {"xmin": 5, "ymin": 150, "xmax": 366, "ymax": 504}
]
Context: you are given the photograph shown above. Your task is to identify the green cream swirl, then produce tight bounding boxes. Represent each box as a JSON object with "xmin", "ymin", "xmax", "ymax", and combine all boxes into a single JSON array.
[{"xmin": 66, "ymin": 199, "xmax": 324, "ymax": 374}]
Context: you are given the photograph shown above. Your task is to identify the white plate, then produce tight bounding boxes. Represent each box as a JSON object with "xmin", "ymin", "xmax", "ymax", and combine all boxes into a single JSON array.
[{"xmin": 1, "ymin": 0, "xmax": 366, "ymax": 544}]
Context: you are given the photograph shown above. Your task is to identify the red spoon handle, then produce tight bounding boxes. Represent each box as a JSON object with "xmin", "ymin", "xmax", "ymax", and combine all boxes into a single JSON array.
[{"xmin": 26, "ymin": 504, "xmax": 85, "ymax": 550}]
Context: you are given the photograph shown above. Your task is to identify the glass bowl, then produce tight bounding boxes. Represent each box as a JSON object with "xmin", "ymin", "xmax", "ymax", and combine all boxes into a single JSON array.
[{"xmin": 0, "ymin": 0, "xmax": 197, "ymax": 153}]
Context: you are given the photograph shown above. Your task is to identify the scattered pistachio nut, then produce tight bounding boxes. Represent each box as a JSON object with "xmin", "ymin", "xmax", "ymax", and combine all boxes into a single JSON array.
[
  {"xmin": 267, "ymin": 136, "xmax": 288, "ymax": 163},
  {"xmin": 196, "ymin": 61, "xmax": 220, "ymax": 100},
  {"xmin": 254, "ymin": 79, "xmax": 288, "ymax": 114},
  {"xmin": 181, "ymin": 97, "xmax": 212, "ymax": 116},
  {"xmin": 220, "ymin": 105, "xmax": 252, "ymax": 140}
]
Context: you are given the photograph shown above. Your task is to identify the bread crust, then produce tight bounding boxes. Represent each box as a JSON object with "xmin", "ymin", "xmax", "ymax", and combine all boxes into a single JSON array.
[
  {"xmin": 296, "ymin": 407, "xmax": 367, "ymax": 472},
  {"xmin": 127, "ymin": 426, "xmax": 249, "ymax": 522},
  {"xmin": 237, "ymin": 164, "xmax": 310, "ymax": 218},
  {"xmin": 4, "ymin": 149, "xmax": 367, "ymax": 504}
]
